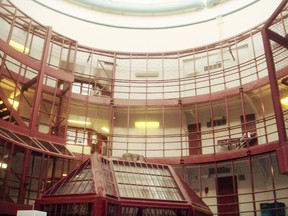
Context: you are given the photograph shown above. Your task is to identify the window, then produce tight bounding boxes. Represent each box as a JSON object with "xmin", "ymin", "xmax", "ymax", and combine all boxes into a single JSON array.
[
  {"xmin": 72, "ymin": 82, "xmax": 93, "ymax": 95},
  {"xmin": 66, "ymin": 128, "xmax": 89, "ymax": 145}
]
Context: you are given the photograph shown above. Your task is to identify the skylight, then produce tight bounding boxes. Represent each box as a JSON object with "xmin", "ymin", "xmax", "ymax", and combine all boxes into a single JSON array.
[
  {"xmin": 111, "ymin": 0, "xmax": 183, "ymax": 4},
  {"xmin": 113, "ymin": 160, "xmax": 184, "ymax": 200},
  {"xmin": 35, "ymin": 0, "xmax": 259, "ymax": 29}
]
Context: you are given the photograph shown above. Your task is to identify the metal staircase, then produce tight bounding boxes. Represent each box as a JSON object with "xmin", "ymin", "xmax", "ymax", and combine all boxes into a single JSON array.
[
  {"xmin": 0, "ymin": 88, "xmax": 26, "ymax": 127},
  {"xmin": 0, "ymin": 99, "xmax": 11, "ymax": 122}
]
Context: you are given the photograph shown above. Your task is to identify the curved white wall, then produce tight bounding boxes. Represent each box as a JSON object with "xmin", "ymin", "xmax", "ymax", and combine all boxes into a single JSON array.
[{"xmin": 11, "ymin": 0, "xmax": 281, "ymax": 52}]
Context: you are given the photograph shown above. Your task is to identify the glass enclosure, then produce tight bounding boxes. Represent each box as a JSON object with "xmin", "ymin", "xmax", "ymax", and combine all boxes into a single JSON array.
[{"xmin": 36, "ymin": 153, "xmax": 213, "ymax": 216}]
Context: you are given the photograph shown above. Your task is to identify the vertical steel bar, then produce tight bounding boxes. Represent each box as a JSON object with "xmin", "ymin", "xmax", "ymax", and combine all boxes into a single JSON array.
[
  {"xmin": 29, "ymin": 27, "xmax": 52, "ymax": 135},
  {"xmin": 262, "ymin": 28, "xmax": 287, "ymax": 146},
  {"xmin": 18, "ymin": 148, "xmax": 31, "ymax": 204},
  {"xmin": 37, "ymin": 154, "xmax": 45, "ymax": 198},
  {"xmin": 248, "ymin": 156, "xmax": 257, "ymax": 216}
]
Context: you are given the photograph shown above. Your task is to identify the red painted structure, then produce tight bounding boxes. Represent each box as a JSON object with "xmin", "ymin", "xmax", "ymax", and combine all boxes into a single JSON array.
[
  {"xmin": 261, "ymin": 0, "xmax": 288, "ymax": 174},
  {"xmin": 35, "ymin": 153, "xmax": 213, "ymax": 216},
  {"xmin": 0, "ymin": 0, "xmax": 288, "ymax": 215}
]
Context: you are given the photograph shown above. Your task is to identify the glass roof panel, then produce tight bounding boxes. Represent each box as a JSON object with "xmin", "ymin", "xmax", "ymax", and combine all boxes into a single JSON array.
[
  {"xmin": 0, "ymin": 127, "xmax": 74, "ymax": 157},
  {"xmin": 0, "ymin": 128, "xmax": 28, "ymax": 145},
  {"xmin": 112, "ymin": 160, "xmax": 184, "ymax": 201},
  {"xmin": 31, "ymin": 138, "xmax": 54, "ymax": 152},
  {"xmin": 48, "ymin": 159, "xmax": 95, "ymax": 195},
  {"xmin": 100, "ymin": 157, "xmax": 117, "ymax": 196},
  {"xmin": 53, "ymin": 143, "xmax": 74, "ymax": 156},
  {"xmin": 11, "ymin": 133, "xmax": 43, "ymax": 149}
]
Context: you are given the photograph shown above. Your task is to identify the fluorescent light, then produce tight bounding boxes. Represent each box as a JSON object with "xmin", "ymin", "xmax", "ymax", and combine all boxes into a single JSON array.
[
  {"xmin": 0, "ymin": 162, "xmax": 8, "ymax": 169},
  {"xmin": 135, "ymin": 121, "xmax": 160, "ymax": 129},
  {"xmin": 9, "ymin": 40, "xmax": 29, "ymax": 54},
  {"xmin": 68, "ymin": 119, "xmax": 91, "ymax": 125},
  {"xmin": 8, "ymin": 99, "xmax": 19, "ymax": 109},
  {"xmin": 281, "ymin": 97, "xmax": 288, "ymax": 106},
  {"xmin": 101, "ymin": 127, "xmax": 109, "ymax": 132}
]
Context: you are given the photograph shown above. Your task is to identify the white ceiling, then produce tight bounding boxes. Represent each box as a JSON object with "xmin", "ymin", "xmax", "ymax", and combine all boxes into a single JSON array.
[{"xmin": 33, "ymin": 0, "xmax": 258, "ymax": 29}]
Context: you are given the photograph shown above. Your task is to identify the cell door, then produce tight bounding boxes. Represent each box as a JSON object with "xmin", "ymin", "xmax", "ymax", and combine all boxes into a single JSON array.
[
  {"xmin": 188, "ymin": 123, "xmax": 202, "ymax": 155},
  {"xmin": 217, "ymin": 176, "xmax": 239, "ymax": 216}
]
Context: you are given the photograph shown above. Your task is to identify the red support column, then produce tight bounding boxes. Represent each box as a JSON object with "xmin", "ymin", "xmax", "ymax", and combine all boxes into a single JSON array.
[
  {"xmin": 18, "ymin": 149, "xmax": 31, "ymax": 204},
  {"xmin": 94, "ymin": 197, "xmax": 106, "ymax": 216},
  {"xmin": 261, "ymin": 1, "xmax": 288, "ymax": 174},
  {"xmin": 29, "ymin": 27, "xmax": 52, "ymax": 135},
  {"xmin": 262, "ymin": 30, "xmax": 287, "ymax": 146},
  {"xmin": 37, "ymin": 154, "xmax": 45, "ymax": 198}
]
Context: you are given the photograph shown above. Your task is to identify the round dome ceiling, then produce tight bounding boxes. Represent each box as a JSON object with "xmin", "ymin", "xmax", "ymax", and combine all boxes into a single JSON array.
[
  {"xmin": 69, "ymin": 0, "xmax": 206, "ymax": 15},
  {"xmin": 33, "ymin": 0, "xmax": 258, "ymax": 29}
]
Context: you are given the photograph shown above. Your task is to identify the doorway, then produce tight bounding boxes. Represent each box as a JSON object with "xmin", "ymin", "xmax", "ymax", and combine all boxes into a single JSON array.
[
  {"xmin": 188, "ymin": 123, "xmax": 202, "ymax": 155},
  {"xmin": 217, "ymin": 176, "xmax": 239, "ymax": 216}
]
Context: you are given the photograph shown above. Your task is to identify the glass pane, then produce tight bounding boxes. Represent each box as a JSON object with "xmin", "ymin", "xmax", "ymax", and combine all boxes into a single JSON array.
[{"xmin": 113, "ymin": 161, "xmax": 184, "ymax": 201}]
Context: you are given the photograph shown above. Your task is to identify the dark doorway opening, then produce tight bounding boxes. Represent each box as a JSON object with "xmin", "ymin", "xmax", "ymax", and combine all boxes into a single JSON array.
[
  {"xmin": 217, "ymin": 176, "xmax": 239, "ymax": 216},
  {"xmin": 188, "ymin": 123, "xmax": 202, "ymax": 155}
]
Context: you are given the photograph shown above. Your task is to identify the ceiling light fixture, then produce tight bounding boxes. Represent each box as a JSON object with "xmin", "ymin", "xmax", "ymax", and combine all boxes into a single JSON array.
[
  {"xmin": 9, "ymin": 40, "xmax": 29, "ymax": 54},
  {"xmin": 281, "ymin": 97, "xmax": 288, "ymax": 106},
  {"xmin": 135, "ymin": 121, "xmax": 160, "ymax": 129},
  {"xmin": 0, "ymin": 162, "xmax": 8, "ymax": 169},
  {"xmin": 101, "ymin": 127, "xmax": 109, "ymax": 133},
  {"xmin": 68, "ymin": 119, "xmax": 91, "ymax": 125}
]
